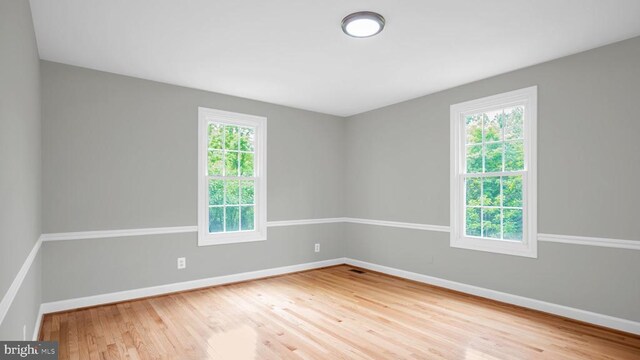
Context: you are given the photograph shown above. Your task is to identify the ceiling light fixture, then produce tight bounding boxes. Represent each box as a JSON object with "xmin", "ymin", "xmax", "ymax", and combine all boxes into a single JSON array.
[{"xmin": 341, "ymin": 11, "xmax": 385, "ymax": 38}]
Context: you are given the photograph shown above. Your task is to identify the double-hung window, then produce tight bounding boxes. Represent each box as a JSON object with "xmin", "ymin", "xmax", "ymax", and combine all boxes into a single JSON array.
[
  {"xmin": 450, "ymin": 87, "xmax": 537, "ymax": 257},
  {"xmin": 198, "ymin": 107, "xmax": 267, "ymax": 246}
]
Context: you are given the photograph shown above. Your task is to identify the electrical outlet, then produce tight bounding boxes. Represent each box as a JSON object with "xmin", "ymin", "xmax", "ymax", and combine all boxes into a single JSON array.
[
  {"xmin": 314, "ymin": 243, "xmax": 320, "ymax": 253},
  {"xmin": 23, "ymin": 325, "xmax": 26, "ymax": 340},
  {"xmin": 177, "ymin": 257, "xmax": 186, "ymax": 270}
]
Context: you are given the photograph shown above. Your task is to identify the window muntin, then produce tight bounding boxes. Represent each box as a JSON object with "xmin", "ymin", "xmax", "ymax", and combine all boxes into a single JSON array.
[
  {"xmin": 198, "ymin": 108, "xmax": 266, "ymax": 246},
  {"xmin": 450, "ymin": 87, "xmax": 537, "ymax": 258}
]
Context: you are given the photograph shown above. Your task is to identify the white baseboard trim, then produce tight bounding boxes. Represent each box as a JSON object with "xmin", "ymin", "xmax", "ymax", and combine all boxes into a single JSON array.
[
  {"xmin": 0, "ymin": 236, "xmax": 42, "ymax": 326},
  {"xmin": 40, "ymin": 258, "xmax": 347, "ymax": 314},
  {"xmin": 344, "ymin": 258, "xmax": 640, "ymax": 335},
  {"xmin": 32, "ymin": 257, "xmax": 639, "ymax": 337},
  {"xmin": 32, "ymin": 304, "xmax": 44, "ymax": 341}
]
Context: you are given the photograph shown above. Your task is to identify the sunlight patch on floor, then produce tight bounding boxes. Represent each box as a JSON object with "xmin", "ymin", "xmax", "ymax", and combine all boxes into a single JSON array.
[
  {"xmin": 465, "ymin": 347, "xmax": 503, "ymax": 360},
  {"xmin": 207, "ymin": 325, "xmax": 258, "ymax": 359}
]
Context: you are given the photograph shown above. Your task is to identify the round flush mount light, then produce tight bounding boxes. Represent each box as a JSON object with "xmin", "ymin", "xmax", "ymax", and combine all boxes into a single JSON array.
[{"xmin": 341, "ymin": 11, "xmax": 385, "ymax": 38}]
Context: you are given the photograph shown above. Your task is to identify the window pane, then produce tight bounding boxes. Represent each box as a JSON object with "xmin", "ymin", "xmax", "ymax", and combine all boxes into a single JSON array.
[
  {"xmin": 225, "ymin": 126, "xmax": 239, "ymax": 150},
  {"xmin": 466, "ymin": 145, "xmax": 482, "ymax": 173},
  {"xmin": 240, "ymin": 152, "xmax": 254, "ymax": 177},
  {"xmin": 482, "ymin": 208, "xmax": 501, "ymax": 239},
  {"xmin": 465, "ymin": 207, "xmax": 481, "ymax": 237},
  {"xmin": 483, "ymin": 110, "xmax": 503, "ymax": 142},
  {"xmin": 503, "ymin": 176, "xmax": 523, "ymax": 207},
  {"xmin": 241, "ymin": 206, "xmax": 255, "ymax": 231},
  {"xmin": 225, "ymin": 151, "xmax": 239, "ymax": 176},
  {"xmin": 208, "ymin": 179, "xmax": 224, "ymax": 205},
  {"xmin": 225, "ymin": 180, "xmax": 240, "ymax": 204},
  {"xmin": 465, "ymin": 114, "xmax": 482, "ymax": 144},
  {"xmin": 482, "ymin": 177, "xmax": 501, "ymax": 206},
  {"xmin": 241, "ymin": 180, "xmax": 255, "ymax": 204},
  {"xmin": 505, "ymin": 106, "xmax": 524, "ymax": 140},
  {"xmin": 484, "ymin": 142, "xmax": 503, "ymax": 172},
  {"xmin": 208, "ymin": 123, "xmax": 224, "ymax": 149},
  {"xmin": 466, "ymin": 177, "xmax": 481, "ymax": 206},
  {"xmin": 239, "ymin": 127, "xmax": 255, "ymax": 151},
  {"xmin": 225, "ymin": 206, "xmax": 240, "ymax": 232},
  {"xmin": 505, "ymin": 140, "xmax": 524, "ymax": 171},
  {"xmin": 503, "ymin": 209, "xmax": 523, "ymax": 241},
  {"xmin": 208, "ymin": 207, "xmax": 224, "ymax": 233},
  {"xmin": 208, "ymin": 150, "xmax": 223, "ymax": 176}
]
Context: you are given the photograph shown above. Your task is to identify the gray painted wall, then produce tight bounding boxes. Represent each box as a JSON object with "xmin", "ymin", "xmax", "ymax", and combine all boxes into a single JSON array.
[
  {"xmin": 345, "ymin": 37, "xmax": 640, "ymax": 320},
  {"xmin": 40, "ymin": 61, "xmax": 346, "ymax": 301},
  {"xmin": 43, "ymin": 225, "xmax": 344, "ymax": 302},
  {"xmin": 41, "ymin": 61, "xmax": 345, "ymax": 232},
  {"xmin": 36, "ymin": 32, "xmax": 640, "ymax": 325},
  {"xmin": 0, "ymin": 0, "xmax": 42, "ymax": 339},
  {"xmin": 346, "ymin": 226, "xmax": 640, "ymax": 321}
]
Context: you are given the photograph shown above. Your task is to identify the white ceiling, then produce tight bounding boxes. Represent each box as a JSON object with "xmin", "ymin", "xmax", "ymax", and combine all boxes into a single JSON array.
[{"xmin": 30, "ymin": 0, "xmax": 640, "ymax": 116}]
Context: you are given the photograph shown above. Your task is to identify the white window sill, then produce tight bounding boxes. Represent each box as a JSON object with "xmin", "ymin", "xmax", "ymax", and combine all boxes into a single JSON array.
[
  {"xmin": 451, "ymin": 236, "xmax": 537, "ymax": 258},
  {"xmin": 198, "ymin": 231, "xmax": 267, "ymax": 246}
]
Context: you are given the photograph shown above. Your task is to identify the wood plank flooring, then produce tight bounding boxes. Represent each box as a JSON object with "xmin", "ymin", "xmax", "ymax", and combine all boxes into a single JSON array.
[{"xmin": 40, "ymin": 265, "xmax": 640, "ymax": 359}]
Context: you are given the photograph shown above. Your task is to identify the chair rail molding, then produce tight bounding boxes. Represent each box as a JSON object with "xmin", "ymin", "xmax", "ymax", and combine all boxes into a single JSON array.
[
  {"xmin": 0, "ymin": 236, "xmax": 42, "ymax": 326},
  {"xmin": 37, "ymin": 218, "xmax": 639, "ymax": 250}
]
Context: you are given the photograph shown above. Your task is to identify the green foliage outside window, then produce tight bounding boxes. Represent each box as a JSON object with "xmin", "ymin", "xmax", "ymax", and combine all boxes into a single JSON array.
[
  {"xmin": 464, "ymin": 107, "xmax": 525, "ymax": 241},
  {"xmin": 206, "ymin": 123, "xmax": 256, "ymax": 233}
]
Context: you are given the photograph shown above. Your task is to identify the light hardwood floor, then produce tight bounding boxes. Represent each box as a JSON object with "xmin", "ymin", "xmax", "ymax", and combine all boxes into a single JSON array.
[{"xmin": 40, "ymin": 265, "xmax": 640, "ymax": 359}]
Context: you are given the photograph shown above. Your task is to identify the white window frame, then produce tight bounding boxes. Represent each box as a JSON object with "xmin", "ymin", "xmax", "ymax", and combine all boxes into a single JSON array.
[
  {"xmin": 450, "ymin": 86, "xmax": 537, "ymax": 258},
  {"xmin": 198, "ymin": 107, "xmax": 267, "ymax": 246}
]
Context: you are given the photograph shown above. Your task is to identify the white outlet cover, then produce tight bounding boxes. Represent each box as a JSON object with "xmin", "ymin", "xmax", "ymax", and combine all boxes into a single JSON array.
[{"xmin": 177, "ymin": 257, "xmax": 186, "ymax": 269}]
